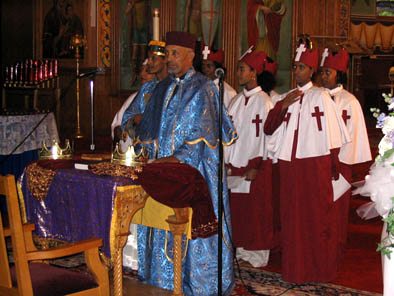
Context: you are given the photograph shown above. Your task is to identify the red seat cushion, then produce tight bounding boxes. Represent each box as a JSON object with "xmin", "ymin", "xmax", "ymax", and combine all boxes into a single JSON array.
[{"xmin": 10, "ymin": 262, "xmax": 98, "ymax": 296}]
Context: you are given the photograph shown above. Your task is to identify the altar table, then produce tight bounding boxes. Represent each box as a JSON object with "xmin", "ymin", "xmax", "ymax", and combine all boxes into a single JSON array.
[{"xmin": 20, "ymin": 161, "xmax": 217, "ymax": 296}]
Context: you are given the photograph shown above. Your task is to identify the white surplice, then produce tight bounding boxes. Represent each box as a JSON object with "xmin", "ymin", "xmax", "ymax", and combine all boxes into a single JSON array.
[
  {"xmin": 327, "ymin": 85, "xmax": 372, "ymax": 164},
  {"xmin": 266, "ymin": 82, "xmax": 350, "ymax": 162},
  {"xmin": 213, "ymin": 78, "xmax": 237, "ymax": 108}
]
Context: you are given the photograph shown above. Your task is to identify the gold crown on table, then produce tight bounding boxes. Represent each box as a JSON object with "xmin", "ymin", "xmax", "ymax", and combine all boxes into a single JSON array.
[
  {"xmin": 111, "ymin": 144, "xmax": 148, "ymax": 166},
  {"xmin": 38, "ymin": 139, "xmax": 73, "ymax": 160}
]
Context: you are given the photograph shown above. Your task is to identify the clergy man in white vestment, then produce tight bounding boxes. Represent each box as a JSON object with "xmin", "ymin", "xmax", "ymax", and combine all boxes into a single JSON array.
[
  {"xmin": 320, "ymin": 47, "xmax": 372, "ymax": 259},
  {"xmin": 264, "ymin": 39, "xmax": 350, "ymax": 283},
  {"xmin": 225, "ymin": 48, "xmax": 276, "ymax": 267}
]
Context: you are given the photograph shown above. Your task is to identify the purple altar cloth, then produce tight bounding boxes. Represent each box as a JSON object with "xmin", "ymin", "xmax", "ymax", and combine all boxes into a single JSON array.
[{"xmin": 21, "ymin": 168, "xmax": 135, "ymax": 258}]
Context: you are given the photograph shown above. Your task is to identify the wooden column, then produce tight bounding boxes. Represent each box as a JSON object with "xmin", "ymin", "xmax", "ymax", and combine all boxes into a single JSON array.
[
  {"xmin": 221, "ymin": 0, "xmax": 241, "ymax": 89},
  {"xmin": 160, "ymin": 0, "xmax": 177, "ymax": 40}
]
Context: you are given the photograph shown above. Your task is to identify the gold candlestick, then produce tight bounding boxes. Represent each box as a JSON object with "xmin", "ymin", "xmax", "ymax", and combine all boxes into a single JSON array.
[{"xmin": 70, "ymin": 34, "xmax": 87, "ymax": 139}]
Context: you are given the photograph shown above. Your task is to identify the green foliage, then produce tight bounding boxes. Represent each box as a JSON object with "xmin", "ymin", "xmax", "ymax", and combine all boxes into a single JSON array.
[
  {"xmin": 378, "ymin": 198, "xmax": 394, "ymax": 259},
  {"xmin": 382, "ymin": 148, "xmax": 394, "ymax": 161}
]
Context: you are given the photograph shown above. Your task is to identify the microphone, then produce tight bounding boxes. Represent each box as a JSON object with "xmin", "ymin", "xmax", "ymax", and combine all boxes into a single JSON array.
[
  {"xmin": 78, "ymin": 67, "xmax": 105, "ymax": 78},
  {"xmin": 215, "ymin": 68, "xmax": 225, "ymax": 79}
]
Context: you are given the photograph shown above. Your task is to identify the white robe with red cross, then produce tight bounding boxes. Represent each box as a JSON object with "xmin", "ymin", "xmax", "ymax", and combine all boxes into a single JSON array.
[
  {"xmin": 225, "ymin": 86, "xmax": 273, "ymax": 168},
  {"xmin": 327, "ymin": 85, "xmax": 372, "ymax": 165},
  {"xmin": 267, "ymin": 82, "xmax": 350, "ymax": 162},
  {"xmin": 264, "ymin": 81, "xmax": 351, "ymax": 283},
  {"xmin": 224, "ymin": 86, "xmax": 276, "ymax": 267}
]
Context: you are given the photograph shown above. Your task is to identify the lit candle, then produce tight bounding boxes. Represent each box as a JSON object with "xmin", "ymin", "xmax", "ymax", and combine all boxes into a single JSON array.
[
  {"xmin": 51, "ymin": 143, "xmax": 59, "ymax": 160},
  {"xmin": 153, "ymin": 9, "xmax": 160, "ymax": 41},
  {"xmin": 125, "ymin": 146, "xmax": 133, "ymax": 166}
]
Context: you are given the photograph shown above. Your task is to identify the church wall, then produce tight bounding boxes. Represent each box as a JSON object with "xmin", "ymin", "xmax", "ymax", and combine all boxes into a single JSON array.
[
  {"xmin": 6, "ymin": 0, "xmax": 380, "ymax": 144},
  {"xmin": 1, "ymin": 0, "xmax": 34, "ymax": 87}
]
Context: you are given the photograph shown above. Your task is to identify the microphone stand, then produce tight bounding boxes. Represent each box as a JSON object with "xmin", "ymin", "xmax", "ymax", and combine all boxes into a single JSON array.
[
  {"xmin": 78, "ymin": 73, "xmax": 96, "ymax": 151},
  {"xmin": 88, "ymin": 75, "xmax": 95, "ymax": 151},
  {"xmin": 216, "ymin": 70, "xmax": 225, "ymax": 295}
]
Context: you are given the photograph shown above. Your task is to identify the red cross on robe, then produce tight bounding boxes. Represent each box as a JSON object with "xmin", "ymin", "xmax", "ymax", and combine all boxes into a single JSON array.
[
  {"xmin": 252, "ymin": 114, "xmax": 262, "ymax": 137},
  {"xmin": 311, "ymin": 106, "xmax": 324, "ymax": 131},
  {"xmin": 284, "ymin": 112, "xmax": 291, "ymax": 126},
  {"xmin": 342, "ymin": 110, "xmax": 351, "ymax": 125}
]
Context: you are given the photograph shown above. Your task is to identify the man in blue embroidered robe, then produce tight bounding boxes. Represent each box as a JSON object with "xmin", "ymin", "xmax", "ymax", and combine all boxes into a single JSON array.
[
  {"xmin": 121, "ymin": 40, "xmax": 168, "ymax": 141},
  {"xmin": 135, "ymin": 31, "xmax": 237, "ymax": 295}
]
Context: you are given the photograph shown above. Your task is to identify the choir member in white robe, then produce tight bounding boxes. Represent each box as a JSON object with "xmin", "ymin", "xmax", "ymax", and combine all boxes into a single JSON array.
[
  {"xmin": 201, "ymin": 47, "xmax": 237, "ymax": 107},
  {"xmin": 225, "ymin": 48, "xmax": 276, "ymax": 267},
  {"xmin": 320, "ymin": 47, "xmax": 372, "ymax": 258},
  {"xmin": 264, "ymin": 41, "xmax": 350, "ymax": 283}
]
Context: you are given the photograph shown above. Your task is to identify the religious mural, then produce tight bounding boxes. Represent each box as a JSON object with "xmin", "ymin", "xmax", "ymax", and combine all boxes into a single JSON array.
[
  {"xmin": 351, "ymin": 0, "xmax": 376, "ymax": 15},
  {"xmin": 241, "ymin": 0, "xmax": 292, "ymax": 93},
  {"xmin": 42, "ymin": 0, "xmax": 84, "ymax": 59},
  {"xmin": 376, "ymin": 0, "xmax": 394, "ymax": 16},
  {"xmin": 120, "ymin": 0, "xmax": 160, "ymax": 90},
  {"xmin": 177, "ymin": 0, "xmax": 222, "ymax": 71},
  {"xmin": 246, "ymin": 0, "xmax": 286, "ymax": 61}
]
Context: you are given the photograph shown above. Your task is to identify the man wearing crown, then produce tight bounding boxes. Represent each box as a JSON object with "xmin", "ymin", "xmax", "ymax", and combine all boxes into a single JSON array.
[
  {"xmin": 121, "ymin": 40, "xmax": 168, "ymax": 144},
  {"xmin": 264, "ymin": 41, "xmax": 350, "ymax": 283},
  {"xmin": 320, "ymin": 48, "xmax": 372, "ymax": 260},
  {"xmin": 201, "ymin": 47, "xmax": 236, "ymax": 107},
  {"xmin": 134, "ymin": 31, "xmax": 237, "ymax": 295},
  {"xmin": 224, "ymin": 48, "xmax": 279, "ymax": 268}
]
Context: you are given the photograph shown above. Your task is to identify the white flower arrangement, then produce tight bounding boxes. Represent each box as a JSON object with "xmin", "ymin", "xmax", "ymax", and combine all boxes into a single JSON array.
[{"xmin": 356, "ymin": 93, "xmax": 394, "ymax": 258}]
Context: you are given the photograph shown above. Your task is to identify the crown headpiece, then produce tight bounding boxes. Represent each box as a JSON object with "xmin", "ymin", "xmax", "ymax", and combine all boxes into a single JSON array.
[
  {"xmin": 148, "ymin": 40, "xmax": 166, "ymax": 56},
  {"xmin": 38, "ymin": 139, "xmax": 73, "ymax": 160},
  {"xmin": 111, "ymin": 144, "xmax": 149, "ymax": 166}
]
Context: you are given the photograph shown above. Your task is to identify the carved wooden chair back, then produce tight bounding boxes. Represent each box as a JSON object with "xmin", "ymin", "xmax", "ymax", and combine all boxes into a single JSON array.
[{"xmin": 0, "ymin": 174, "xmax": 110, "ymax": 296}]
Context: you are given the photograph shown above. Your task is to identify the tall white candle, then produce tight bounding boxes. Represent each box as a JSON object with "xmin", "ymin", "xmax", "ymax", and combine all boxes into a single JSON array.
[{"xmin": 153, "ymin": 9, "xmax": 160, "ymax": 41}]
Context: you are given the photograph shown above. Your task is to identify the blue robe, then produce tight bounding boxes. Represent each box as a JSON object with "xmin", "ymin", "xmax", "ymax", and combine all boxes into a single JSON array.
[
  {"xmin": 121, "ymin": 78, "xmax": 159, "ymax": 139},
  {"xmin": 136, "ymin": 68, "xmax": 237, "ymax": 295}
]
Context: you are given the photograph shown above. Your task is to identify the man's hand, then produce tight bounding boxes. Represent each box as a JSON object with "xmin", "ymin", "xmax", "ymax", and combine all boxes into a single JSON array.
[
  {"xmin": 281, "ymin": 89, "xmax": 303, "ymax": 111},
  {"xmin": 152, "ymin": 156, "xmax": 180, "ymax": 164},
  {"xmin": 243, "ymin": 168, "xmax": 258, "ymax": 181}
]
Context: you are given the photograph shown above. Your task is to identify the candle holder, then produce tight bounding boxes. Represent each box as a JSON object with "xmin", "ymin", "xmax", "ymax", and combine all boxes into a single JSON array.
[{"xmin": 70, "ymin": 33, "xmax": 87, "ymax": 139}]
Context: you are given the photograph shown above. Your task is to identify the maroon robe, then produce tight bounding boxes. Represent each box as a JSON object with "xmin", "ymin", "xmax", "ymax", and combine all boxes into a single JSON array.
[
  {"xmin": 264, "ymin": 100, "xmax": 342, "ymax": 283},
  {"xmin": 336, "ymin": 162, "xmax": 352, "ymax": 261},
  {"xmin": 228, "ymin": 157, "xmax": 278, "ymax": 250}
]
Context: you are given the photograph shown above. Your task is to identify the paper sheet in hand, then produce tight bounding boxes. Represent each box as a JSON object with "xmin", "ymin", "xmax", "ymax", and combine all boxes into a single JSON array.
[
  {"xmin": 227, "ymin": 176, "xmax": 251, "ymax": 194},
  {"xmin": 332, "ymin": 173, "xmax": 351, "ymax": 202}
]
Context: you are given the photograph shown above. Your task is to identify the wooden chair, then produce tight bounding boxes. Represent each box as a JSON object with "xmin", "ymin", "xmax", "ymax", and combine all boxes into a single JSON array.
[{"xmin": 0, "ymin": 174, "xmax": 110, "ymax": 296}]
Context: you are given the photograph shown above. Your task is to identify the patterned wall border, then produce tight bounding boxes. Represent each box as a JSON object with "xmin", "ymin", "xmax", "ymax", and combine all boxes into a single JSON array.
[
  {"xmin": 99, "ymin": 0, "xmax": 111, "ymax": 67},
  {"xmin": 339, "ymin": 0, "xmax": 350, "ymax": 37}
]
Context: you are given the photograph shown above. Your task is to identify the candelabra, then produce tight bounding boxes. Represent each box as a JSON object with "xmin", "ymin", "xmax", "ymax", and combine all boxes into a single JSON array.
[{"xmin": 70, "ymin": 34, "xmax": 87, "ymax": 139}]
